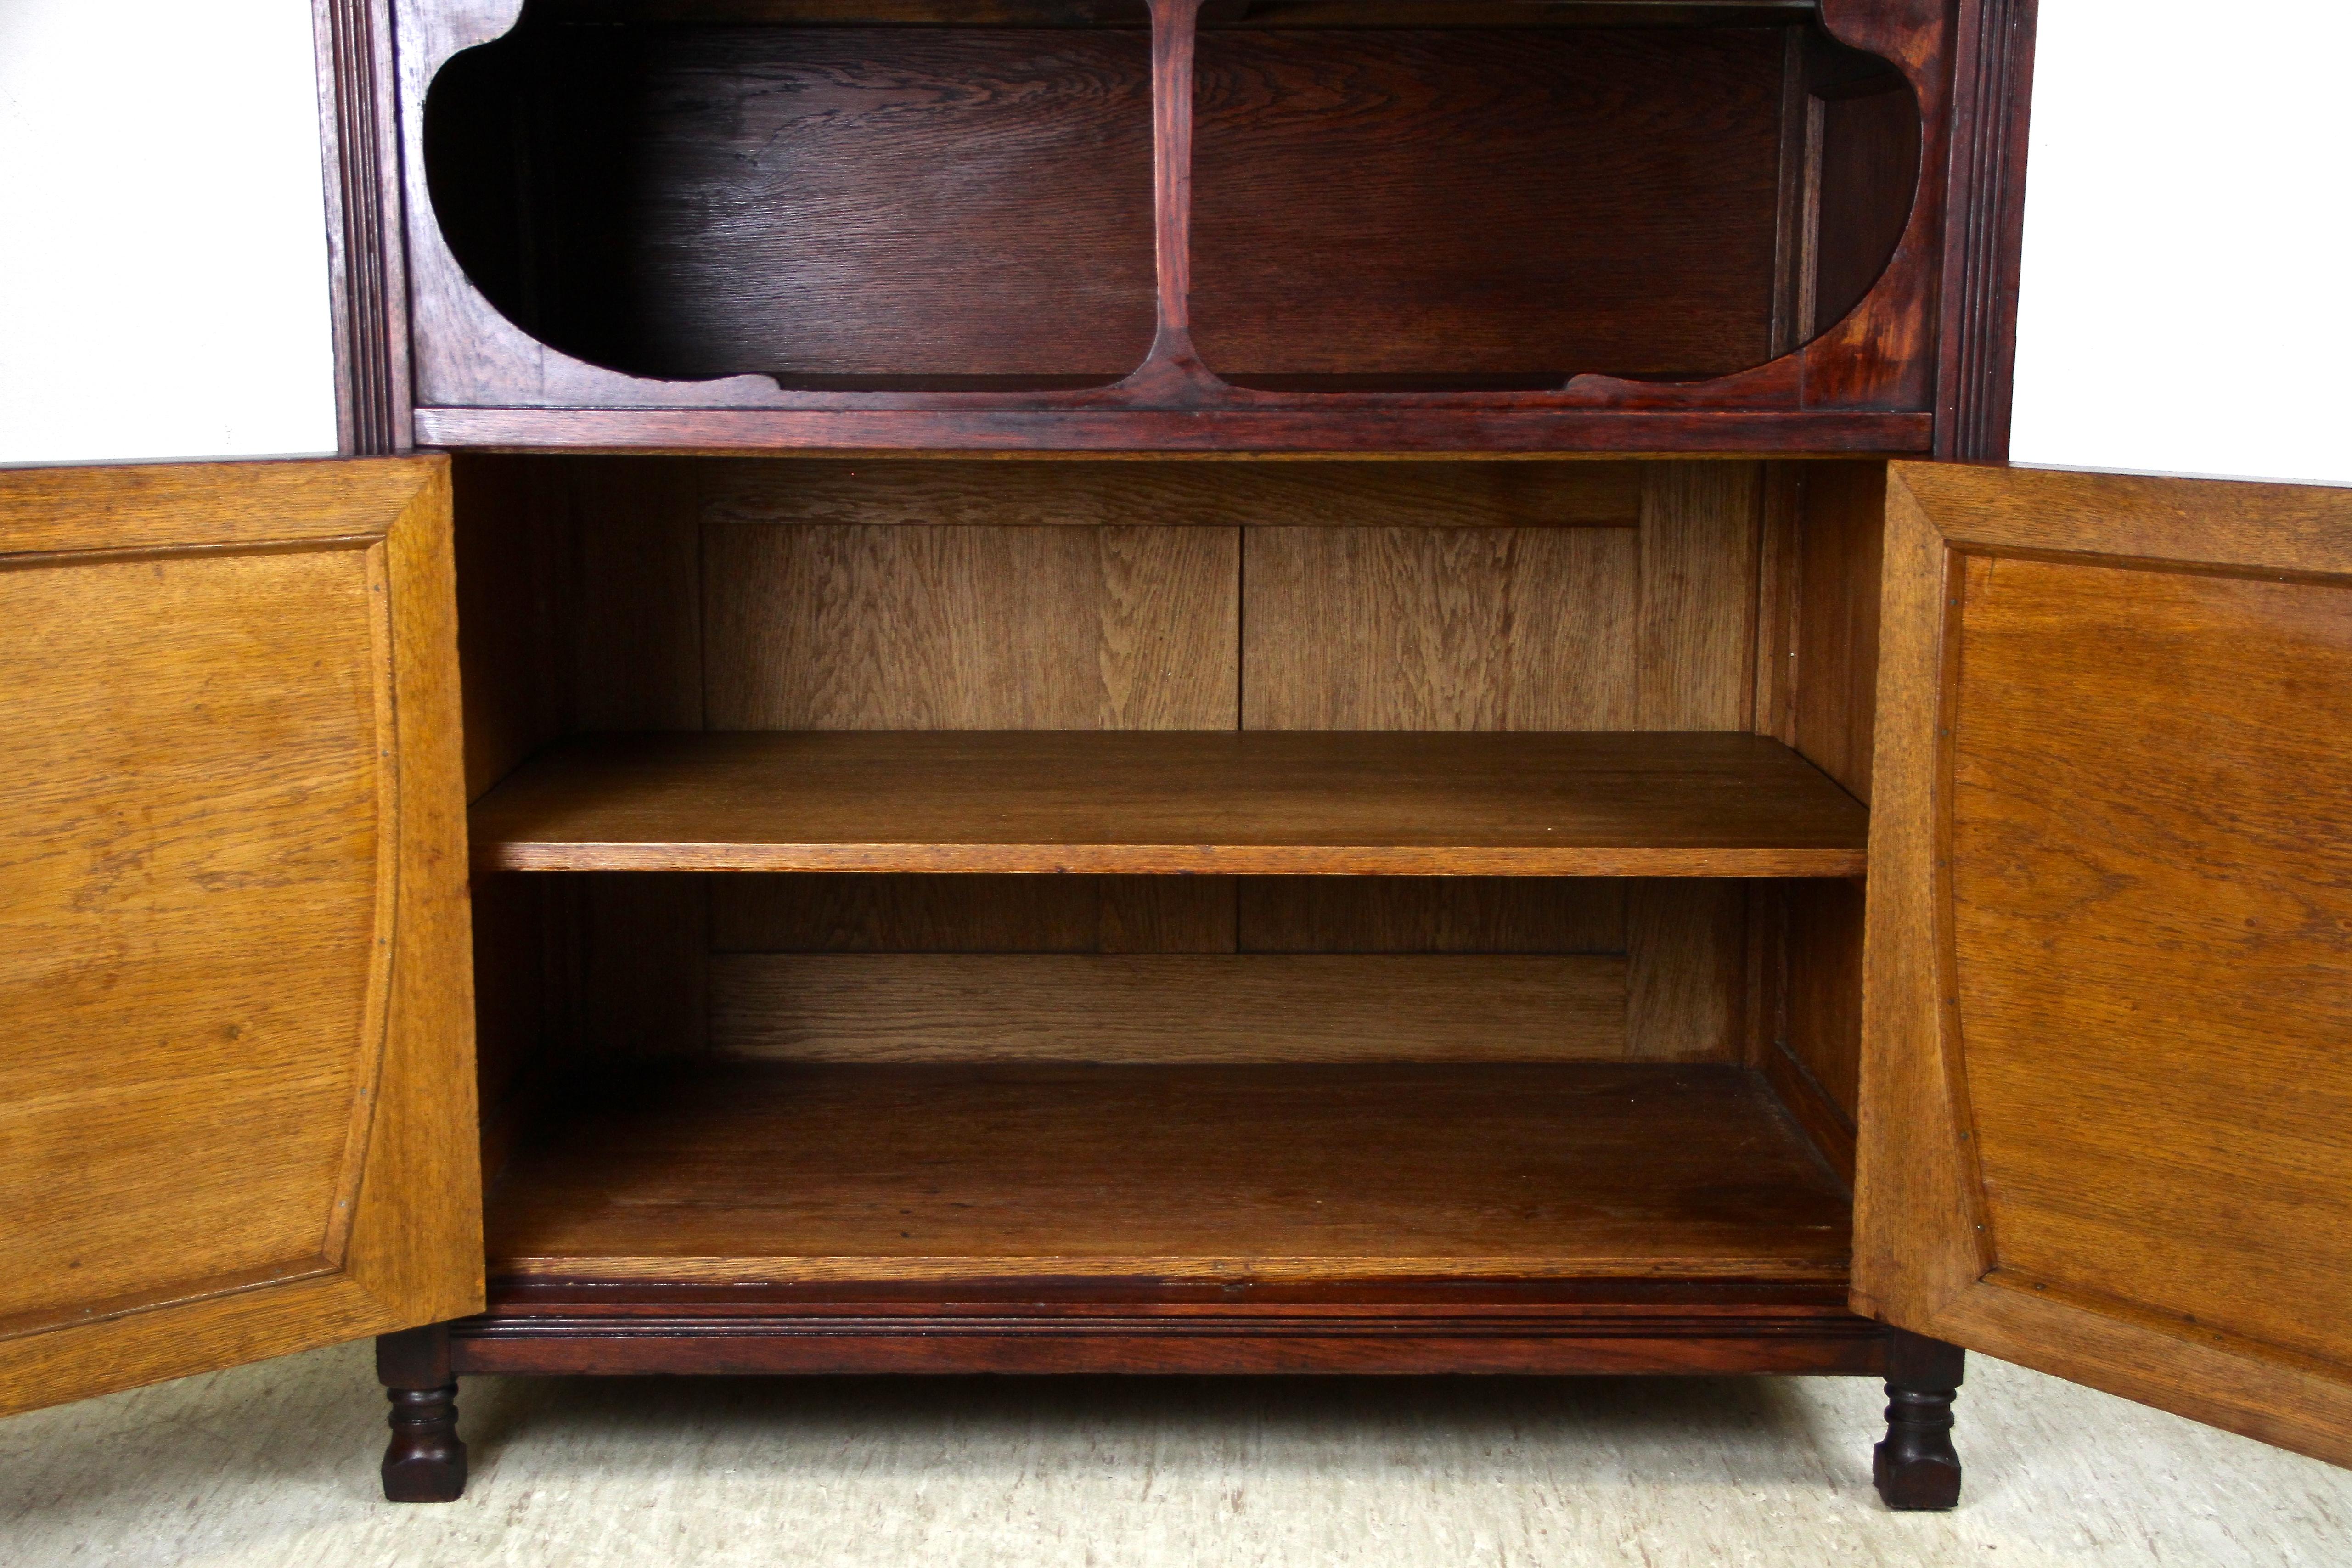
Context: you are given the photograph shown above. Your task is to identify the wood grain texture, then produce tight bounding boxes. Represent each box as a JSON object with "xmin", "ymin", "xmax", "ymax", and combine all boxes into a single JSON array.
[
  {"xmin": 1242, "ymin": 526, "xmax": 1638, "ymax": 730},
  {"xmin": 572, "ymin": 459, "xmax": 705, "ymax": 730},
  {"xmin": 1637, "ymin": 462, "xmax": 1763, "ymax": 729},
  {"xmin": 450, "ymin": 456, "xmax": 571, "ymax": 798},
  {"xmin": 703, "ymin": 524, "xmax": 1238, "ymax": 729},
  {"xmin": 1782, "ymin": 875, "xmax": 1864, "ymax": 1125},
  {"xmin": 1236, "ymin": 877, "xmax": 1623, "ymax": 954},
  {"xmin": 428, "ymin": 20, "xmax": 1158, "ymax": 382},
  {"xmin": 710, "ymin": 954, "xmax": 1627, "ymax": 1062},
  {"xmin": 1625, "ymin": 881, "xmax": 1749, "ymax": 1062},
  {"xmin": 1191, "ymin": 27, "xmax": 1785, "ymax": 381},
  {"xmin": 702, "ymin": 458, "xmax": 1647, "ymax": 529},
  {"xmin": 1857, "ymin": 461, "xmax": 2352, "ymax": 1470},
  {"xmin": 411, "ymin": 406, "xmax": 1941, "ymax": 455},
  {"xmin": 488, "ymin": 1062, "xmax": 1854, "ymax": 1282},
  {"xmin": 1789, "ymin": 460, "xmax": 1883, "ymax": 801},
  {"xmin": 467, "ymin": 730, "xmax": 1873, "ymax": 875},
  {"xmin": 710, "ymin": 873, "xmax": 1237, "ymax": 953},
  {"xmin": 0, "ymin": 457, "xmax": 480, "ymax": 1417}
]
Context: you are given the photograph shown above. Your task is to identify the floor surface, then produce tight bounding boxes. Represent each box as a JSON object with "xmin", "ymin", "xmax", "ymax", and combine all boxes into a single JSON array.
[{"xmin": 2, "ymin": 1341, "xmax": 2346, "ymax": 1566}]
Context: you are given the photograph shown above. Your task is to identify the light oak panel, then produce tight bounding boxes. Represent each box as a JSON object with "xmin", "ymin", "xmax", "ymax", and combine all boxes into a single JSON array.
[
  {"xmin": 489, "ymin": 1062, "xmax": 1855, "ymax": 1282},
  {"xmin": 0, "ymin": 543, "xmax": 388, "ymax": 1328},
  {"xmin": 468, "ymin": 730, "xmax": 1873, "ymax": 876},
  {"xmin": 710, "ymin": 954, "xmax": 1627, "ymax": 1062},
  {"xmin": 1625, "ymin": 880, "xmax": 1749, "ymax": 1063},
  {"xmin": 1242, "ymin": 525, "xmax": 1638, "ymax": 729},
  {"xmin": 702, "ymin": 458, "xmax": 1647, "ymax": 530},
  {"xmin": 702, "ymin": 524, "xmax": 1238, "ymax": 729},
  {"xmin": 1637, "ymin": 462, "xmax": 1763, "ymax": 730},
  {"xmin": 1858, "ymin": 461, "xmax": 2352, "ymax": 1471},
  {"xmin": 0, "ymin": 457, "xmax": 480, "ymax": 1416}
]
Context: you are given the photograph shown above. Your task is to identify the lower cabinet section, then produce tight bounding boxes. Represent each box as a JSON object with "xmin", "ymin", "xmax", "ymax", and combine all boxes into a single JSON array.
[{"xmin": 378, "ymin": 1058, "xmax": 1964, "ymax": 1512}]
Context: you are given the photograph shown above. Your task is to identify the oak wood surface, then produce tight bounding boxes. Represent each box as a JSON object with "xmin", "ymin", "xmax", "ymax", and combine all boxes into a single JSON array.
[
  {"xmin": 1788, "ymin": 460, "xmax": 1884, "ymax": 800},
  {"xmin": 1856, "ymin": 461, "xmax": 2352, "ymax": 1470},
  {"xmin": 1241, "ymin": 526, "xmax": 1638, "ymax": 729},
  {"xmin": 710, "ymin": 953, "xmax": 1628, "ymax": 1061},
  {"xmin": 467, "ymin": 730, "xmax": 1872, "ymax": 875},
  {"xmin": 487, "ymin": 1062, "xmax": 1853, "ymax": 1282},
  {"xmin": 0, "ymin": 457, "xmax": 481, "ymax": 1416},
  {"xmin": 703, "ymin": 523, "xmax": 1238, "ymax": 729}
]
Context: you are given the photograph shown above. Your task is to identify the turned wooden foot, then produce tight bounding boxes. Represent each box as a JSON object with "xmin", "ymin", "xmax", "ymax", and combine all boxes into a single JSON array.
[
  {"xmin": 378, "ymin": 1324, "xmax": 467, "ymax": 1503},
  {"xmin": 1874, "ymin": 1328, "xmax": 1964, "ymax": 1510}
]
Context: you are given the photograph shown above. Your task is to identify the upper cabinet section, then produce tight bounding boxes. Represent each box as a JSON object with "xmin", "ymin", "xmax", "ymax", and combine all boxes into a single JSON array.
[{"xmin": 388, "ymin": 0, "xmax": 2029, "ymax": 453}]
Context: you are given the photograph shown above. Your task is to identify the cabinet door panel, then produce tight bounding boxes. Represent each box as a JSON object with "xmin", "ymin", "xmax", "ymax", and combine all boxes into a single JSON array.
[
  {"xmin": 0, "ymin": 458, "xmax": 480, "ymax": 1415},
  {"xmin": 1856, "ymin": 461, "xmax": 2352, "ymax": 1469}
]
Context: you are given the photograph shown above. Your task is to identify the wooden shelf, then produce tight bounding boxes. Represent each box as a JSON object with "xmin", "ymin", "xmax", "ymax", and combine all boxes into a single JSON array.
[
  {"xmin": 468, "ymin": 730, "xmax": 1868, "ymax": 876},
  {"xmin": 488, "ymin": 1062, "xmax": 1853, "ymax": 1285}
]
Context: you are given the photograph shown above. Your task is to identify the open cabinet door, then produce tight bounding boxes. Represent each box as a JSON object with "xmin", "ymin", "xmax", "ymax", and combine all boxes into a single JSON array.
[
  {"xmin": 0, "ymin": 458, "xmax": 482, "ymax": 1416},
  {"xmin": 1855, "ymin": 461, "xmax": 2352, "ymax": 1467}
]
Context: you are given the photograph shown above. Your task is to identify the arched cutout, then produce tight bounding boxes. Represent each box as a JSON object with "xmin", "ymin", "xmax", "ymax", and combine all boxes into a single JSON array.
[
  {"xmin": 1187, "ymin": 4, "xmax": 1920, "ymax": 393},
  {"xmin": 424, "ymin": 1, "xmax": 1161, "ymax": 390}
]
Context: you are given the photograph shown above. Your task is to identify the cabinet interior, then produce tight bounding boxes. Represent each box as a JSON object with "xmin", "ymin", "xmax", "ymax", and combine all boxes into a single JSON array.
[
  {"xmin": 452, "ymin": 453, "xmax": 1887, "ymax": 1292},
  {"xmin": 423, "ymin": 0, "xmax": 1917, "ymax": 391}
]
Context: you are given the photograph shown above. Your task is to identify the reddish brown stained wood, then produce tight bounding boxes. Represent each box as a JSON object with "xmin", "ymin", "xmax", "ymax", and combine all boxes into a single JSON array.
[
  {"xmin": 411, "ymin": 407, "xmax": 1939, "ymax": 454},
  {"xmin": 467, "ymin": 730, "xmax": 1872, "ymax": 876}
]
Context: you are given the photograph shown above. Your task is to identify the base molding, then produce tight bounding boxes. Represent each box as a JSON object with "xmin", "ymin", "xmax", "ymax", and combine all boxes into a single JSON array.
[{"xmin": 446, "ymin": 1279, "xmax": 1890, "ymax": 1377}]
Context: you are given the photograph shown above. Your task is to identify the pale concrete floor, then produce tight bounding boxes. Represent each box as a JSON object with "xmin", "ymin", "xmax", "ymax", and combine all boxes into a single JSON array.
[{"xmin": 2, "ymin": 1342, "xmax": 2346, "ymax": 1567}]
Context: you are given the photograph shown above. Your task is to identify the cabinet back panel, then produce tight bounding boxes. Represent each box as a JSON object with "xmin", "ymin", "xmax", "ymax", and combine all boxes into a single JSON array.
[
  {"xmin": 454, "ymin": 456, "xmax": 1782, "ymax": 1082},
  {"xmin": 703, "ymin": 523, "xmax": 1242, "ymax": 728},
  {"xmin": 427, "ymin": 21, "xmax": 1158, "ymax": 382},
  {"xmin": 712, "ymin": 953, "xmax": 1628, "ymax": 1062},
  {"xmin": 1191, "ymin": 28, "xmax": 1785, "ymax": 382}
]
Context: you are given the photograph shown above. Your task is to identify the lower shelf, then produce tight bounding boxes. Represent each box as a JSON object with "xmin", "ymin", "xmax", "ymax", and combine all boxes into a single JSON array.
[
  {"xmin": 462, "ymin": 1062, "xmax": 1871, "ymax": 1376},
  {"xmin": 485, "ymin": 1062, "xmax": 1851, "ymax": 1287}
]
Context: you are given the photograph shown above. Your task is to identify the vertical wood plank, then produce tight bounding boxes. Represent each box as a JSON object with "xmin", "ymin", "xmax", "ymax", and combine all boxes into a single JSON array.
[
  {"xmin": 1791, "ymin": 461, "xmax": 1886, "ymax": 802},
  {"xmin": 1241, "ymin": 526, "xmax": 1638, "ymax": 730},
  {"xmin": 1637, "ymin": 462, "xmax": 1764, "ymax": 730},
  {"xmin": 576, "ymin": 874, "xmax": 709, "ymax": 1059},
  {"xmin": 703, "ymin": 525, "xmax": 1239, "ymax": 729},
  {"xmin": 1098, "ymin": 876, "xmax": 1238, "ymax": 953},
  {"xmin": 1237, "ymin": 878, "xmax": 1625, "ymax": 954},
  {"xmin": 709, "ymin": 875, "xmax": 1102, "ymax": 954},
  {"xmin": 451, "ymin": 455, "xmax": 571, "ymax": 798},
  {"xmin": 573, "ymin": 457, "xmax": 704, "ymax": 731},
  {"xmin": 1625, "ymin": 880, "xmax": 1748, "ymax": 1062}
]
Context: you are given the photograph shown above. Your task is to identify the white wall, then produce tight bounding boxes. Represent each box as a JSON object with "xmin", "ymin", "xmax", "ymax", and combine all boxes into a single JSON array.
[
  {"xmin": 2009, "ymin": 3, "xmax": 2352, "ymax": 485},
  {"xmin": 0, "ymin": 1, "xmax": 2345, "ymax": 480},
  {"xmin": 0, "ymin": 0, "xmax": 338, "ymax": 465}
]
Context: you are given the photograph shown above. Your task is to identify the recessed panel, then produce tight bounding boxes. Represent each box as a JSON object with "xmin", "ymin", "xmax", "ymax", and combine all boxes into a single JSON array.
[
  {"xmin": 1951, "ymin": 553, "xmax": 2352, "ymax": 1371},
  {"xmin": 0, "ymin": 547, "xmax": 388, "ymax": 1330}
]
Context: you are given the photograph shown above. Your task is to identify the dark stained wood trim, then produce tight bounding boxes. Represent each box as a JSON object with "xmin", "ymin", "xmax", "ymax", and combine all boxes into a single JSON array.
[
  {"xmin": 411, "ymin": 406, "xmax": 1935, "ymax": 455},
  {"xmin": 450, "ymin": 1281, "xmax": 1891, "ymax": 1377},
  {"xmin": 1934, "ymin": 0, "xmax": 2037, "ymax": 460},
  {"xmin": 315, "ymin": 0, "xmax": 412, "ymax": 456}
]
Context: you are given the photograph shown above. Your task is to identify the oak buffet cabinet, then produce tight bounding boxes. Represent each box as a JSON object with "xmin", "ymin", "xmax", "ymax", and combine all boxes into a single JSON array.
[{"xmin": 5, "ymin": 0, "xmax": 2349, "ymax": 1512}]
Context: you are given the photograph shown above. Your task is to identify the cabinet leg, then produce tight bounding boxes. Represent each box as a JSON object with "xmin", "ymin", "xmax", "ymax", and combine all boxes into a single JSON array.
[
  {"xmin": 1873, "ymin": 1328, "xmax": 1964, "ymax": 1510},
  {"xmin": 377, "ymin": 1323, "xmax": 467, "ymax": 1503}
]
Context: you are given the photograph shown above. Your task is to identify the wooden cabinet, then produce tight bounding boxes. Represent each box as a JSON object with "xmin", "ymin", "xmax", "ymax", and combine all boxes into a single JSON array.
[{"xmin": 7, "ymin": 0, "xmax": 2348, "ymax": 1515}]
